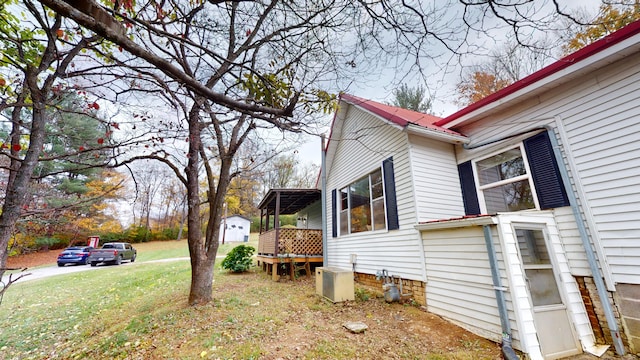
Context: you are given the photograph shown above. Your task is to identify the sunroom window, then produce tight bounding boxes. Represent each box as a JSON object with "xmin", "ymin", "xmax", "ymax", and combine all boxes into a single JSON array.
[
  {"xmin": 339, "ymin": 168, "xmax": 386, "ymax": 235},
  {"xmin": 475, "ymin": 145, "xmax": 537, "ymax": 213}
]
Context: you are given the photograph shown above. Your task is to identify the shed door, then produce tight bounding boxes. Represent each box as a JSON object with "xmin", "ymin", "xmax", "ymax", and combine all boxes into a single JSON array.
[{"xmin": 515, "ymin": 228, "xmax": 581, "ymax": 359}]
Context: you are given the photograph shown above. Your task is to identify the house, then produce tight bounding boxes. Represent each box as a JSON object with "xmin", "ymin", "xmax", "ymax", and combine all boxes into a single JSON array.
[
  {"xmin": 219, "ymin": 215, "xmax": 251, "ymax": 243},
  {"xmin": 313, "ymin": 20, "xmax": 640, "ymax": 360}
]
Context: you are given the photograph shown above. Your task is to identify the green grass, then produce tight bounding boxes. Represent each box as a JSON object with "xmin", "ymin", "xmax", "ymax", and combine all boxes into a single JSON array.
[
  {"xmin": 0, "ymin": 237, "xmax": 500, "ymax": 360},
  {"xmin": 132, "ymin": 237, "xmax": 258, "ymax": 262}
]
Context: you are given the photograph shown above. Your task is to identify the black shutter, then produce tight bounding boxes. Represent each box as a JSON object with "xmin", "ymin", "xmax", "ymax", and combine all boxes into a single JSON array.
[
  {"xmin": 331, "ymin": 189, "xmax": 337, "ymax": 237},
  {"xmin": 524, "ymin": 131, "xmax": 570, "ymax": 209},
  {"xmin": 383, "ymin": 157, "xmax": 399, "ymax": 230},
  {"xmin": 458, "ymin": 161, "xmax": 481, "ymax": 215}
]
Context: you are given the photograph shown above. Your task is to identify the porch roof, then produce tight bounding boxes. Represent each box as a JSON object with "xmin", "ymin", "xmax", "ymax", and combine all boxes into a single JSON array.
[{"xmin": 257, "ymin": 188, "xmax": 321, "ymax": 214}]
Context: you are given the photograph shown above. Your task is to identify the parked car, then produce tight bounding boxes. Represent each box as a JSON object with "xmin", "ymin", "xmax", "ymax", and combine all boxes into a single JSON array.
[
  {"xmin": 57, "ymin": 246, "xmax": 94, "ymax": 266},
  {"xmin": 88, "ymin": 242, "xmax": 137, "ymax": 266}
]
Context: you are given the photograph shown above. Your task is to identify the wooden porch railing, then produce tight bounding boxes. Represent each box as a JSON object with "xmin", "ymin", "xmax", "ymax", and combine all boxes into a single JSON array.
[{"xmin": 258, "ymin": 228, "xmax": 323, "ymax": 256}]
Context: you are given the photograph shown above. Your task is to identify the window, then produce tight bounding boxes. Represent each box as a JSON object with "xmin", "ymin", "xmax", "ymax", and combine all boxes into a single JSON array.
[
  {"xmin": 475, "ymin": 145, "xmax": 537, "ymax": 213},
  {"xmin": 331, "ymin": 157, "xmax": 399, "ymax": 238},
  {"xmin": 339, "ymin": 169, "xmax": 386, "ymax": 235},
  {"xmin": 515, "ymin": 228, "xmax": 562, "ymax": 306},
  {"xmin": 458, "ymin": 131, "xmax": 569, "ymax": 215}
]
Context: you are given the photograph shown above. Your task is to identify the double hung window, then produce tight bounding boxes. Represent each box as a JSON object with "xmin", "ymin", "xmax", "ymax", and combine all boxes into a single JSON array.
[
  {"xmin": 475, "ymin": 145, "xmax": 537, "ymax": 213},
  {"xmin": 458, "ymin": 131, "xmax": 569, "ymax": 215}
]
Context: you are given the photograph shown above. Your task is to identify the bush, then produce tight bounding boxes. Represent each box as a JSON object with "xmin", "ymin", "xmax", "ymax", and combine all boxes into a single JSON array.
[
  {"xmin": 221, "ymin": 245, "xmax": 255, "ymax": 273},
  {"xmin": 35, "ymin": 236, "xmax": 62, "ymax": 251}
]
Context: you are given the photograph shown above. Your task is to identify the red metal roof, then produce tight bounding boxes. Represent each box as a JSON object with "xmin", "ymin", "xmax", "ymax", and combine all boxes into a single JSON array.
[
  {"xmin": 340, "ymin": 93, "xmax": 463, "ymax": 136},
  {"xmin": 435, "ymin": 19, "xmax": 640, "ymax": 127}
]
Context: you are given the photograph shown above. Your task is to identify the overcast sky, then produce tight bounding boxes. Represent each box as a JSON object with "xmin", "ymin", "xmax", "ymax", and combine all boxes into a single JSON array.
[{"xmin": 296, "ymin": 0, "xmax": 605, "ymax": 166}]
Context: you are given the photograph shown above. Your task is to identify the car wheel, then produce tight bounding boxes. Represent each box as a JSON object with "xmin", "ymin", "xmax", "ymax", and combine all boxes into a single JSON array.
[
  {"xmin": 115, "ymin": 255, "xmax": 122, "ymax": 265},
  {"xmin": 90, "ymin": 262, "xmax": 97, "ymax": 267},
  {"xmin": 130, "ymin": 254, "xmax": 136, "ymax": 263},
  {"xmin": 57, "ymin": 263, "xmax": 63, "ymax": 267}
]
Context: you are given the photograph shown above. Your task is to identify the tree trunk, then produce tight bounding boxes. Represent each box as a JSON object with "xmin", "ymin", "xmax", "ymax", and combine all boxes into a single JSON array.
[
  {"xmin": 0, "ymin": 98, "xmax": 47, "ymax": 278},
  {"xmin": 184, "ymin": 102, "xmax": 215, "ymax": 305},
  {"xmin": 188, "ymin": 253, "xmax": 215, "ymax": 305}
]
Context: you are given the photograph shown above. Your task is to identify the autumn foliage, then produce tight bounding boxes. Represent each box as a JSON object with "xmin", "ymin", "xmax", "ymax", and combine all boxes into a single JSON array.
[{"xmin": 456, "ymin": 71, "xmax": 511, "ymax": 106}]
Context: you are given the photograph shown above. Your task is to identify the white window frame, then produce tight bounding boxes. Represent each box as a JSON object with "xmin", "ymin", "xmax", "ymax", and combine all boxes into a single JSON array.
[
  {"xmin": 472, "ymin": 143, "xmax": 541, "ymax": 214},
  {"xmin": 338, "ymin": 168, "xmax": 386, "ymax": 236}
]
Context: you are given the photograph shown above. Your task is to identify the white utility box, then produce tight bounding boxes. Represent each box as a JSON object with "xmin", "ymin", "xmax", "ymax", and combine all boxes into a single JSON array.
[{"xmin": 315, "ymin": 267, "xmax": 354, "ymax": 302}]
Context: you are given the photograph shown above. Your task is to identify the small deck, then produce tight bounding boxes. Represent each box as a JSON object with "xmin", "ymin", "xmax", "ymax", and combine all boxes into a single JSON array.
[{"xmin": 257, "ymin": 228, "xmax": 323, "ymax": 281}]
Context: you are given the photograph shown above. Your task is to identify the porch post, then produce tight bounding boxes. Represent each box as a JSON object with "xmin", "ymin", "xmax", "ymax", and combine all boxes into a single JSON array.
[{"xmin": 275, "ymin": 191, "xmax": 280, "ymax": 256}]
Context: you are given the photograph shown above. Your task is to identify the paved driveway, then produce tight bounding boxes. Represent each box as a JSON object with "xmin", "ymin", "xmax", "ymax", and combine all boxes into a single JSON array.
[{"xmin": 9, "ymin": 257, "xmax": 190, "ymax": 283}]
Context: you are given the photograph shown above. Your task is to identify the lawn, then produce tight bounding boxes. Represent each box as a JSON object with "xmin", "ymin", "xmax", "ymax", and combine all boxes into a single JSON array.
[{"xmin": 0, "ymin": 239, "xmax": 501, "ymax": 360}]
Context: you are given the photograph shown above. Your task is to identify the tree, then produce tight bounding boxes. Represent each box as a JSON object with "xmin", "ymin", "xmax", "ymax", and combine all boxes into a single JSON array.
[
  {"xmin": 562, "ymin": 3, "xmax": 640, "ymax": 54},
  {"xmin": 31, "ymin": 0, "xmax": 616, "ymax": 306},
  {"xmin": 456, "ymin": 3, "xmax": 639, "ymax": 106},
  {"xmin": 0, "ymin": 1, "xmax": 139, "ymax": 293},
  {"xmin": 456, "ymin": 71, "xmax": 512, "ymax": 105},
  {"xmin": 390, "ymin": 84, "xmax": 432, "ymax": 113},
  {"xmin": 455, "ymin": 39, "xmax": 554, "ymax": 105}
]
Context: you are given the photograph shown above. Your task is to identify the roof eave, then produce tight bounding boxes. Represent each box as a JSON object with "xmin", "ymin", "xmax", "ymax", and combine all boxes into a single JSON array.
[
  {"xmin": 405, "ymin": 124, "xmax": 469, "ymax": 144},
  {"xmin": 415, "ymin": 215, "xmax": 497, "ymax": 231}
]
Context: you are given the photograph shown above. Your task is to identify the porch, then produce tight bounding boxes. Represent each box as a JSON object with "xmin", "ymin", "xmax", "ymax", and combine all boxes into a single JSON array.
[{"xmin": 256, "ymin": 189, "xmax": 324, "ymax": 281}]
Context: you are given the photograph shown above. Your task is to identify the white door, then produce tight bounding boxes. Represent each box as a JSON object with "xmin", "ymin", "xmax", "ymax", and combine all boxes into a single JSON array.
[{"xmin": 515, "ymin": 227, "xmax": 581, "ymax": 359}]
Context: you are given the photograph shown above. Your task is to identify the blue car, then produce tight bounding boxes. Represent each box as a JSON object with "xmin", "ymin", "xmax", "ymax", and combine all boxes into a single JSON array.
[{"xmin": 57, "ymin": 246, "xmax": 94, "ymax": 266}]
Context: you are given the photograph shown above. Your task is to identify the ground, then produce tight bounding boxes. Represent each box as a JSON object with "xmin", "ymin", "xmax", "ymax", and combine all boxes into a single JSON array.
[
  {"xmin": 6, "ymin": 249, "xmax": 501, "ymax": 359},
  {"xmin": 6, "ymin": 249, "xmax": 60, "ymax": 269},
  {"xmin": 6, "ymin": 250, "xmax": 636, "ymax": 359}
]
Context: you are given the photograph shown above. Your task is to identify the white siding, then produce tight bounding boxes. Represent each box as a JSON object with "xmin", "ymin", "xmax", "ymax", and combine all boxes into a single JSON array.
[
  {"xmin": 325, "ymin": 105, "xmax": 424, "ymax": 280},
  {"xmin": 553, "ymin": 207, "xmax": 591, "ymax": 276},
  {"xmin": 453, "ymin": 51, "xmax": 640, "ymax": 285},
  {"xmin": 220, "ymin": 216, "xmax": 250, "ymax": 243},
  {"xmin": 298, "ymin": 201, "xmax": 322, "ymax": 229},
  {"xmin": 408, "ymin": 134, "xmax": 466, "ymax": 221},
  {"xmin": 421, "ymin": 226, "xmax": 522, "ymax": 349}
]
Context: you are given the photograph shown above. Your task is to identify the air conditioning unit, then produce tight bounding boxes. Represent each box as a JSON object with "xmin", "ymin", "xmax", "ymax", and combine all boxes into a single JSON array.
[{"xmin": 315, "ymin": 267, "xmax": 354, "ymax": 302}]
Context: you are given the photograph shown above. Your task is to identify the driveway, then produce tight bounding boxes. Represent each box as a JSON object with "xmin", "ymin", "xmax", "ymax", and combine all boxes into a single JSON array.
[{"xmin": 10, "ymin": 257, "xmax": 191, "ymax": 283}]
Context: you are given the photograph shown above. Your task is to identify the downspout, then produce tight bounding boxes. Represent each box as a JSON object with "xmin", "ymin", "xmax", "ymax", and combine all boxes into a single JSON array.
[
  {"xmin": 321, "ymin": 134, "xmax": 328, "ymax": 266},
  {"xmin": 483, "ymin": 225, "xmax": 519, "ymax": 360},
  {"xmin": 545, "ymin": 124, "xmax": 625, "ymax": 355}
]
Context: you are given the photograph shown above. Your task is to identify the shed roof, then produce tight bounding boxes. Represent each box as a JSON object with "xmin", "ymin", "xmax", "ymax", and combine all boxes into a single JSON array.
[{"xmin": 257, "ymin": 189, "xmax": 321, "ymax": 214}]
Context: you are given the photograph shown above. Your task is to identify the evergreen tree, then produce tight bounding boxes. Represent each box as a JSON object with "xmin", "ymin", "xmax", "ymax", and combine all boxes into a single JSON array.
[{"xmin": 391, "ymin": 84, "xmax": 432, "ymax": 113}]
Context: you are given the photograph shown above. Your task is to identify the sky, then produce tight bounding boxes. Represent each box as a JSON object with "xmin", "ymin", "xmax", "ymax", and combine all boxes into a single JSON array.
[{"xmin": 296, "ymin": 0, "xmax": 604, "ymax": 166}]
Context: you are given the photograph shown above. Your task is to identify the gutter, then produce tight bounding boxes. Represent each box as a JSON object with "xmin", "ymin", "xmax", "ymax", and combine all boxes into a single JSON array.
[
  {"xmin": 320, "ymin": 134, "xmax": 328, "ymax": 266},
  {"xmin": 405, "ymin": 123, "xmax": 469, "ymax": 144},
  {"xmin": 483, "ymin": 225, "xmax": 519, "ymax": 360},
  {"xmin": 415, "ymin": 215, "xmax": 495, "ymax": 231}
]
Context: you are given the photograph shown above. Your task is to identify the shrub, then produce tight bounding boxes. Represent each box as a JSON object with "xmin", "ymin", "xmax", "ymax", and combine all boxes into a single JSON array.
[
  {"xmin": 221, "ymin": 245, "xmax": 255, "ymax": 273},
  {"xmin": 35, "ymin": 236, "xmax": 62, "ymax": 251}
]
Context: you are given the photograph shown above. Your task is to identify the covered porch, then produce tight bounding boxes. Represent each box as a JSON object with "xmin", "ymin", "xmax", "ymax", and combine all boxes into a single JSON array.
[{"xmin": 257, "ymin": 189, "xmax": 323, "ymax": 281}]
